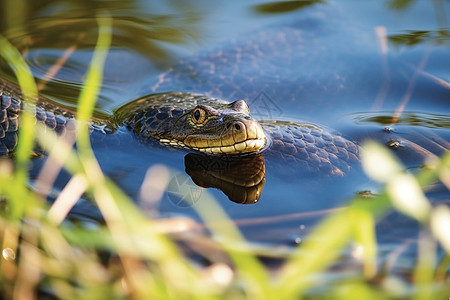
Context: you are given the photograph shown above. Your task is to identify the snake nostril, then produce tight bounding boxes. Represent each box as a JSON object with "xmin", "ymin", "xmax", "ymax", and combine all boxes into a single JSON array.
[{"xmin": 234, "ymin": 123, "xmax": 241, "ymax": 130}]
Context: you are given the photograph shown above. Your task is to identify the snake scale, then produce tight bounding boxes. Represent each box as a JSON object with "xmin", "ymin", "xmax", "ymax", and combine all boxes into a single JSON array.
[{"xmin": 0, "ymin": 78, "xmax": 359, "ymax": 176}]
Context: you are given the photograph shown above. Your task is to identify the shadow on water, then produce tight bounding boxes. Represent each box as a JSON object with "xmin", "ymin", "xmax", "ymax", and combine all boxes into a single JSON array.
[
  {"xmin": 184, "ymin": 153, "xmax": 266, "ymax": 205},
  {"xmin": 0, "ymin": 0, "xmax": 205, "ymax": 114},
  {"xmin": 354, "ymin": 111, "xmax": 450, "ymax": 128},
  {"xmin": 252, "ymin": 0, "xmax": 325, "ymax": 15},
  {"xmin": 0, "ymin": 0, "xmax": 201, "ymax": 61},
  {"xmin": 389, "ymin": 30, "xmax": 450, "ymax": 47},
  {"xmin": 386, "ymin": 0, "xmax": 450, "ymax": 47}
]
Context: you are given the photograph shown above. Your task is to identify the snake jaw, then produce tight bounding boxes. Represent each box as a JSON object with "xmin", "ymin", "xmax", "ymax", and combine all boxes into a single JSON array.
[{"xmin": 182, "ymin": 117, "xmax": 267, "ymax": 155}]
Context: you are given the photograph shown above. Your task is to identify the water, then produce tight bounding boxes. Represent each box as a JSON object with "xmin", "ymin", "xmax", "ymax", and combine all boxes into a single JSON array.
[{"xmin": 1, "ymin": 0, "xmax": 449, "ymax": 274}]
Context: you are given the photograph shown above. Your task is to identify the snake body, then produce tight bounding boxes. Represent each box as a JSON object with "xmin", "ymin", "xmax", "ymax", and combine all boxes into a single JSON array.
[
  {"xmin": 116, "ymin": 92, "xmax": 359, "ymax": 175},
  {"xmin": 0, "ymin": 79, "xmax": 359, "ymax": 175},
  {"xmin": 0, "ymin": 84, "xmax": 76, "ymax": 155}
]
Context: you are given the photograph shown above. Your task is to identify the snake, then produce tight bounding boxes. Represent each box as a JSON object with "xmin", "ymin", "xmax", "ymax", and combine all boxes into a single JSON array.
[{"xmin": 0, "ymin": 78, "xmax": 359, "ymax": 176}]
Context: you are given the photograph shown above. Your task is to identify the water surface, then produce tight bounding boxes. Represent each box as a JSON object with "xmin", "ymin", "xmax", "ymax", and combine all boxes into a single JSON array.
[{"xmin": 1, "ymin": 0, "xmax": 449, "ymax": 274}]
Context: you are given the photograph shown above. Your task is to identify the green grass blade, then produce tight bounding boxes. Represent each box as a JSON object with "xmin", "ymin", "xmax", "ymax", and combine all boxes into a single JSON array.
[{"xmin": 0, "ymin": 35, "xmax": 40, "ymax": 219}]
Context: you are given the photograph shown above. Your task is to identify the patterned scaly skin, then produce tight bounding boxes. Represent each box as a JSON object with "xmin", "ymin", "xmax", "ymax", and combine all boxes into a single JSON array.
[{"xmin": 0, "ymin": 84, "xmax": 77, "ymax": 155}]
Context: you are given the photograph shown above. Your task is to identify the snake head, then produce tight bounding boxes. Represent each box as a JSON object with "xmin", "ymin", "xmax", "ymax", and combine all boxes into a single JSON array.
[
  {"xmin": 116, "ymin": 93, "xmax": 266, "ymax": 155},
  {"xmin": 154, "ymin": 99, "xmax": 267, "ymax": 154}
]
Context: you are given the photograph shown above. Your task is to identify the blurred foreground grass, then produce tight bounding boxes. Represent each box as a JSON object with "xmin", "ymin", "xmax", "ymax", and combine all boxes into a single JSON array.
[{"xmin": 0, "ymin": 16, "xmax": 449, "ymax": 300}]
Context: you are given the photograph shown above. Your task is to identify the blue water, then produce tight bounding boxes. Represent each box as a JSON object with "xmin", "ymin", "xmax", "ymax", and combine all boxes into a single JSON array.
[{"xmin": 6, "ymin": 0, "xmax": 449, "ymax": 274}]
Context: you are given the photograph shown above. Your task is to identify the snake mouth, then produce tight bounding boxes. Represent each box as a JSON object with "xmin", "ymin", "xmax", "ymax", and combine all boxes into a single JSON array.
[
  {"xmin": 196, "ymin": 136, "xmax": 266, "ymax": 154},
  {"xmin": 159, "ymin": 118, "xmax": 267, "ymax": 155}
]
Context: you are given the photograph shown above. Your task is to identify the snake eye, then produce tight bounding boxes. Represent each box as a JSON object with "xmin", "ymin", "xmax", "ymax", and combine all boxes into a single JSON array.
[{"xmin": 192, "ymin": 107, "xmax": 206, "ymax": 124}]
